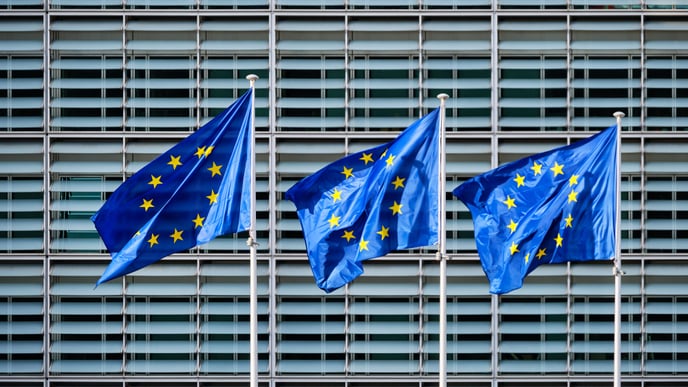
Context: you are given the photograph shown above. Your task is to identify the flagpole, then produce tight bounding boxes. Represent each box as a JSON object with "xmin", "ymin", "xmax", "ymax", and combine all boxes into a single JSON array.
[
  {"xmin": 246, "ymin": 74, "xmax": 259, "ymax": 387},
  {"xmin": 437, "ymin": 93, "xmax": 449, "ymax": 387},
  {"xmin": 613, "ymin": 111, "xmax": 624, "ymax": 387}
]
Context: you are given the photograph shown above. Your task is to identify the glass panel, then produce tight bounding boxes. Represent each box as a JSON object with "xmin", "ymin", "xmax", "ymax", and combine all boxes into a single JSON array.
[
  {"xmin": 571, "ymin": 56, "xmax": 641, "ymax": 131},
  {"xmin": 0, "ymin": 53, "xmax": 44, "ymax": 132},
  {"xmin": 425, "ymin": 57, "xmax": 491, "ymax": 131},
  {"xmin": 645, "ymin": 56, "xmax": 688, "ymax": 131},
  {"xmin": 50, "ymin": 53, "xmax": 123, "ymax": 131},
  {"xmin": 49, "ymin": 139, "xmax": 122, "ymax": 253},
  {"xmin": 499, "ymin": 19, "xmax": 566, "ymax": 54},
  {"xmin": 349, "ymin": 56, "xmax": 419, "ymax": 131},
  {"xmin": 424, "ymin": 261, "xmax": 492, "ymax": 375},
  {"xmin": 125, "ymin": 263, "xmax": 196, "ymax": 375},
  {"xmin": 499, "ymin": 56, "xmax": 567, "ymax": 131},
  {"xmin": 275, "ymin": 263, "xmax": 346, "ymax": 374},
  {"xmin": 499, "ymin": 297, "xmax": 568, "ymax": 374},
  {"xmin": 0, "ymin": 261, "xmax": 44, "ymax": 375},
  {"xmin": 50, "ymin": 263, "xmax": 123, "ymax": 374},
  {"xmin": 645, "ymin": 176, "xmax": 688, "ymax": 253},
  {"xmin": 0, "ymin": 139, "xmax": 44, "ymax": 253},
  {"xmin": 199, "ymin": 261, "xmax": 269, "ymax": 375}
]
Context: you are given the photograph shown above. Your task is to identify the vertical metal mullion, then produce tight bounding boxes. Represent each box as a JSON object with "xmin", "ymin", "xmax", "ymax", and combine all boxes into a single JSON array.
[
  {"xmin": 268, "ymin": 11, "xmax": 278, "ymax": 384},
  {"xmin": 640, "ymin": 135, "xmax": 646, "ymax": 254},
  {"xmin": 639, "ymin": 133, "xmax": 647, "ymax": 377},
  {"xmin": 640, "ymin": 12, "xmax": 646, "ymax": 131},
  {"xmin": 417, "ymin": 12, "xmax": 426, "ymax": 377},
  {"xmin": 120, "ymin": 10, "xmax": 128, "ymax": 369},
  {"xmin": 637, "ymin": 12, "xmax": 648, "ymax": 376},
  {"xmin": 490, "ymin": 10, "xmax": 500, "ymax": 384},
  {"xmin": 195, "ymin": 216, "xmax": 201, "ymax": 375},
  {"xmin": 640, "ymin": 253, "xmax": 647, "ymax": 375},
  {"xmin": 344, "ymin": 11, "xmax": 352, "ymax": 376},
  {"xmin": 490, "ymin": 12, "xmax": 498, "ymax": 134},
  {"xmin": 122, "ymin": 13, "xmax": 127, "ymax": 134},
  {"xmin": 194, "ymin": 10, "xmax": 202, "ymax": 376},
  {"xmin": 344, "ymin": 13, "xmax": 350, "ymax": 133},
  {"xmin": 417, "ymin": 258, "xmax": 425, "ymax": 375},
  {"xmin": 42, "ymin": 10, "xmax": 51, "ymax": 381},
  {"xmin": 566, "ymin": 261, "xmax": 573, "ymax": 375},
  {"xmin": 417, "ymin": 13, "xmax": 423, "ymax": 118},
  {"xmin": 566, "ymin": 13, "xmax": 572, "ymax": 131},
  {"xmin": 195, "ymin": 13, "xmax": 201, "ymax": 130}
]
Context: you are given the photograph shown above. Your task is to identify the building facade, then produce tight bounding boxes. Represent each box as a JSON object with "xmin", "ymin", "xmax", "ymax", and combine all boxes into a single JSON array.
[{"xmin": 1, "ymin": 1, "xmax": 687, "ymax": 386}]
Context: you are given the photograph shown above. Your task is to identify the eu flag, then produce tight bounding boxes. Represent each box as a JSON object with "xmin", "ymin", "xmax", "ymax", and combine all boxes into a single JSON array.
[
  {"xmin": 92, "ymin": 89, "xmax": 253, "ymax": 285},
  {"xmin": 453, "ymin": 125, "xmax": 618, "ymax": 294},
  {"xmin": 286, "ymin": 110, "xmax": 440, "ymax": 293}
]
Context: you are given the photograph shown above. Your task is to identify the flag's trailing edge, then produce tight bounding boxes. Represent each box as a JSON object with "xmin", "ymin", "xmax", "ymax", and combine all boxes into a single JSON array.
[
  {"xmin": 286, "ymin": 110, "xmax": 441, "ymax": 293},
  {"xmin": 92, "ymin": 89, "xmax": 253, "ymax": 286},
  {"xmin": 453, "ymin": 125, "xmax": 618, "ymax": 295}
]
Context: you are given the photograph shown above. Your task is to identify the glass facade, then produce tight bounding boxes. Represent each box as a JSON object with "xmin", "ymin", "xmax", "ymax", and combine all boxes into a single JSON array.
[{"xmin": 1, "ymin": 1, "xmax": 687, "ymax": 386}]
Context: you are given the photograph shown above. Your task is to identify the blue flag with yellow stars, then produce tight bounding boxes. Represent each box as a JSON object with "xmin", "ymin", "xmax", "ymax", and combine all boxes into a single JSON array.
[
  {"xmin": 286, "ymin": 109, "xmax": 440, "ymax": 293},
  {"xmin": 453, "ymin": 125, "xmax": 618, "ymax": 294},
  {"xmin": 92, "ymin": 89, "xmax": 253, "ymax": 286}
]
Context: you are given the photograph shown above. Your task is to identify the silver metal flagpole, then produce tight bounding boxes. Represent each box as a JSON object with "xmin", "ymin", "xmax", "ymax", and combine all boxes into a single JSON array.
[
  {"xmin": 246, "ymin": 74, "xmax": 259, "ymax": 387},
  {"xmin": 613, "ymin": 111, "xmax": 625, "ymax": 387},
  {"xmin": 437, "ymin": 93, "xmax": 449, "ymax": 387}
]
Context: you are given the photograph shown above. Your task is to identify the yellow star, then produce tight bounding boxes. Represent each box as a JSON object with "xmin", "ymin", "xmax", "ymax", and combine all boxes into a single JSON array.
[
  {"xmin": 204, "ymin": 146, "xmax": 214, "ymax": 157},
  {"xmin": 195, "ymin": 146, "xmax": 207, "ymax": 159},
  {"xmin": 360, "ymin": 152, "xmax": 374, "ymax": 165},
  {"xmin": 148, "ymin": 175, "xmax": 162, "ymax": 189},
  {"xmin": 168, "ymin": 155, "xmax": 182, "ymax": 170},
  {"xmin": 327, "ymin": 214, "xmax": 341, "ymax": 228},
  {"xmin": 206, "ymin": 190, "xmax": 218, "ymax": 204},
  {"xmin": 550, "ymin": 161, "xmax": 564, "ymax": 177},
  {"xmin": 509, "ymin": 241, "xmax": 519, "ymax": 255},
  {"xmin": 330, "ymin": 188, "xmax": 343, "ymax": 203},
  {"xmin": 147, "ymin": 233, "xmax": 159, "ymax": 247},
  {"xmin": 507, "ymin": 219, "xmax": 518, "ymax": 233},
  {"xmin": 536, "ymin": 248, "xmax": 547, "ymax": 259},
  {"xmin": 341, "ymin": 166, "xmax": 354, "ymax": 179},
  {"xmin": 170, "ymin": 228, "xmax": 183, "ymax": 243},
  {"xmin": 564, "ymin": 213, "xmax": 573, "ymax": 228},
  {"xmin": 554, "ymin": 233, "xmax": 563, "ymax": 247},
  {"xmin": 140, "ymin": 198, "xmax": 154, "ymax": 212},
  {"xmin": 207, "ymin": 161, "xmax": 223, "ymax": 177},
  {"xmin": 531, "ymin": 161, "xmax": 543, "ymax": 176},
  {"xmin": 192, "ymin": 213, "xmax": 205, "ymax": 229},
  {"xmin": 377, "ymin": 225, "xmax": 390, "ymax": 240},
  {"xmin": 502, "ymin": 195, "xmax": 516, "ymax": 210},
  {"xmin": 359, "ymin": 238, "xmax": 369, "ymax": 251},
  {"xmin": 385, "ymin": 154, "xmax": 395, "ymax": 167},
  {"xmin": 389, "ymin": 201, "xmax": 403, "ymax": 216},
  {"xmin": 513, "ymin": 173, "xmax": 525, "ymax": 187},
  {"xmin": 568, "ymin": 190, "xmax": 578, "ymax": 203},
  {"xmin": 391, "ymin": 176, "xmax": 406, "ymax": 190},
  {"xmin": 569, "ymin": 174, "xmax": 579, "ymax": 187},
  {"xmin": 342, "ymin": 230, "xmax": 355, "ymax": 242},
  {"xmin": 525, "ymin": 253, "xmax": 530, "ymax": 264}
]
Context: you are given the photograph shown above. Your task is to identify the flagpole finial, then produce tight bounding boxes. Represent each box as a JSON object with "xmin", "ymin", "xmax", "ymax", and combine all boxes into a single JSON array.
[
  {"xmin": 437, "ymin": 93, "xmax": 449, "ymax": 101},
  {"xmin": 613, "ymin": 111, "xmax": 625, "ymax": 119},
  {"xmin": 246, "ymin": 74, "xmax": 259, "ymax": 87}
]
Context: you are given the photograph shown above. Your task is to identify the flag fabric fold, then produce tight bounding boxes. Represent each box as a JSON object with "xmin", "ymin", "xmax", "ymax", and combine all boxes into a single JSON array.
[
  {"xmin": 92, "ymin": 89, "xmax": 253, "ymax": 286},
  {"xmin": 453, "ymin": 125, "xmax": 618, "ymax": 294},
  {"xmin": 286, "ymin": 109, "xmax": 441, "ymax": 293}
]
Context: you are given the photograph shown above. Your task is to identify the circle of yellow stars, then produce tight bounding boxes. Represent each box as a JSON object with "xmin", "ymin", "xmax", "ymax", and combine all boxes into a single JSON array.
[
  {"xmin": 136, "ymin": 144, "xmax": 223, "ymax": 249},
  {"xmin": 501, "ymin": 159, "xmax": 581, "ymax": 264},
  {"xmin": 323, "ymin": 149, "xmax": 410, "ymax": 253}
]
